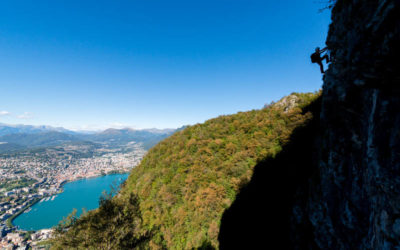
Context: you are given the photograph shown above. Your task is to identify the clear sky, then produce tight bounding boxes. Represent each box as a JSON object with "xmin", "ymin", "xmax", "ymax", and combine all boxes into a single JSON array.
[{"xmin": 0, "ymin": 0, "xmax": 331, "ymax": 130}]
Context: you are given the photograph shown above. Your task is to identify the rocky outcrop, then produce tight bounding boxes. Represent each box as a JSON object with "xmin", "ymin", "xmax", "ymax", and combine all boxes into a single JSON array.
[
  {"xmin": 293, "ymin": 0, "xmax": 400, "ymax": 249},
  {"xmin": 274, "ymin": 94, "xmax": 301, "ymax": 113}
]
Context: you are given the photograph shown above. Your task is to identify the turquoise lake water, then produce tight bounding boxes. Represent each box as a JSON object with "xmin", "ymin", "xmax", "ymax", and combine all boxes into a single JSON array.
[{"xmin": 13, "ymin": 173, "xmax": 129, "ymax": 231}]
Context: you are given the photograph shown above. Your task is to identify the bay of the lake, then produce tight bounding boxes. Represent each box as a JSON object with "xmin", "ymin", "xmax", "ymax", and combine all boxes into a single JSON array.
[{"xmin": 13, "ymin": 173, "xmax": 129, "ymax": 231}]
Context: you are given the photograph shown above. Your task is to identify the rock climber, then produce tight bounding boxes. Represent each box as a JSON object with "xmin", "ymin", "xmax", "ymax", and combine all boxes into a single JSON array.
[{"xmin": 311, "ymin": 47, "xmax": 330, "ymax": 73}]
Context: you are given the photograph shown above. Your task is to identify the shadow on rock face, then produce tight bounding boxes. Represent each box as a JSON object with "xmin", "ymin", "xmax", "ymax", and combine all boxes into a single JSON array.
[{"xmin": 218, "ymin": 97, "xmax": 321, "ymax": 250}]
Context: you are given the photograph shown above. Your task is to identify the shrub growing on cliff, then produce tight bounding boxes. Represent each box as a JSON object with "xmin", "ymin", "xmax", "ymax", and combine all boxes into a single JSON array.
[{"xmin": 51, "ymin": 191, "xmax": 151, "ymax": 249}]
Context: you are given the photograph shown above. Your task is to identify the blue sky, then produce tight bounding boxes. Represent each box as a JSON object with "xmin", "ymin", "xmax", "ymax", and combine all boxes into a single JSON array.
[{"xmin": 0, "ymin": 0, "xmax": 331, "ymax": 130}]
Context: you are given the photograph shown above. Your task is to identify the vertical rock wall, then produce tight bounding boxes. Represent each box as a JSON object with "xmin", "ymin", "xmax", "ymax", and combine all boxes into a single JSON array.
[{"xmin": 303, "ymin": 0, "xmax": 400, "ymax": 248}]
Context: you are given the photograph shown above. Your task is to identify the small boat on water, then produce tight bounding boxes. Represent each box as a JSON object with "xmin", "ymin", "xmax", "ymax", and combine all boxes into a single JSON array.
[
  {"xmin": 24, "ymin": 208, "xmax": 32, "ymax": 213},
  {"xmin": 51, "ymin": 196, "xmax": 56, "ymax": 201},
  {"xmin": 45, "ymin": 197, "xmax": 50, "ymax": 201},
  {"xmin": 40, "ymin": 198, "xmax": 45, "ymax": 203}
]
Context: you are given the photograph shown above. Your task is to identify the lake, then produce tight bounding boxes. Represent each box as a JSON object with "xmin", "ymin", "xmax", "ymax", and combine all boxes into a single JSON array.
[{"xmin": 13, "ymin": 173, "xmax": 129, "ymax": 231}]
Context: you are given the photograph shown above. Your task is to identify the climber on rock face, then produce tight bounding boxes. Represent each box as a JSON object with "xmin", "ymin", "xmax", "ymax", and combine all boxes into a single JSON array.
[{"xmin": 311, "ymin": 47, "xmax": 330, "ymax": 73}]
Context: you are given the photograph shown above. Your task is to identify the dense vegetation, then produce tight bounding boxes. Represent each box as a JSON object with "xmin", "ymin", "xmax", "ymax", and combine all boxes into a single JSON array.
[
  {"xmin": 52, "ymin": 190, "xmax": 151, "ymax": 249},
  {"xmin": 53, "ymin": 92, "xmax": 320, "ymax": 249}
]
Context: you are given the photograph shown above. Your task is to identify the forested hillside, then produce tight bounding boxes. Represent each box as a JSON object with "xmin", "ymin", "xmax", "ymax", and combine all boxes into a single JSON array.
[{"xmin": 52, "ymin": 91, "xmax": 320, "ymax": 249}]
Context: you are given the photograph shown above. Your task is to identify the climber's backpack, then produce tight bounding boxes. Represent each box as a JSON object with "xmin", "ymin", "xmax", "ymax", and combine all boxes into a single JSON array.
[{"xmin": 310, "ymin": 52, "xmax": 319, "ymax": 63}]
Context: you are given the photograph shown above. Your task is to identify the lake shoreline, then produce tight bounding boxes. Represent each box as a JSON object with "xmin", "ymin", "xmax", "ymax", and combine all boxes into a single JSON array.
[
  {"xmin": 59, "ymin": 170, "xmax": 130, "ymax": 190},
  {"xmin": 12, "ymin": 173, "xmax": 129, "ymax": 231},
  {"xmin": 8, "ymin": 197, "xmax": 40, "ymax": 228}
]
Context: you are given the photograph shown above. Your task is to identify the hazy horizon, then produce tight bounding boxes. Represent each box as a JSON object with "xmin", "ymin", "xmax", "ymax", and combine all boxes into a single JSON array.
[{"xmin": 0, "ymin": 121, "xmax": 178, "ymax": 132}]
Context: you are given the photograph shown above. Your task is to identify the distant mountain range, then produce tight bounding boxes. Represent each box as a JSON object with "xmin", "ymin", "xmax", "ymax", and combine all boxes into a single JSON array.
[
  {"xmin": 80, "ymin": 128, "xmax": 178, "ymax": 149},
  {"xmin": 0, "ymin": 123, "xmax": 74, "ymax": 136},
  {"xmin": 0, "ymin": 131, "xmax": 81, "ymax": 147},
  {"xmin": 0, "ymin": 123, "xmax": 178, "ymax": 153}
]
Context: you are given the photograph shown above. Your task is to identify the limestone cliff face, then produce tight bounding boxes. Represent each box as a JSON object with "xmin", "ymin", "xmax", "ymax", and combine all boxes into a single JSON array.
[{"xmin": 298, "ymin": 0, "xmax": 400, "ymax": 248}]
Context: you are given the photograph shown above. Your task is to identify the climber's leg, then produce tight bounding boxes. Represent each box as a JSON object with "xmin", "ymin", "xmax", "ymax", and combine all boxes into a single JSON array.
[
  {"xmin": 321, "ymin": 54, "xmax": 330, "ymax": 63},
  {"xmin": 317, "ymin": 61, "xmax": 325, "ymax": 73}
]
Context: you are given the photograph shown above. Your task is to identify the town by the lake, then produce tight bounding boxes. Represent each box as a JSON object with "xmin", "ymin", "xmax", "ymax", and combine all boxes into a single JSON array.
[{"xmin": 0, "ymin": 141, "xmax": 146, "ymax": 249}]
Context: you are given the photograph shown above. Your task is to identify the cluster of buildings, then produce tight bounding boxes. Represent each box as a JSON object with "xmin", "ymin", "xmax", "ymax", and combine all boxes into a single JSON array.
[
  {"xmin": 0, "ymin": 179, "xmax": 59, "ymax": 249},
  {"xmin": 0, "ymin": 143, "xmax": 145, "ymax": 184},
  {"xmin": 0, "ymin": 229, "xmax": 53, "ymax": 249},
  {"xmin": 0, "ymin": 141, "xmax": 146, "ymax": 249},
  {"xmin": 53, "ymin": 150, "xmax": 145, "ymax": 182},
  {"xmin": 0, "ymin": 179, "xmax": 59, "ymax": 218},
  {"xmin": 0, "ymin": 232, "xmax": 28, "ymax": 250}
]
